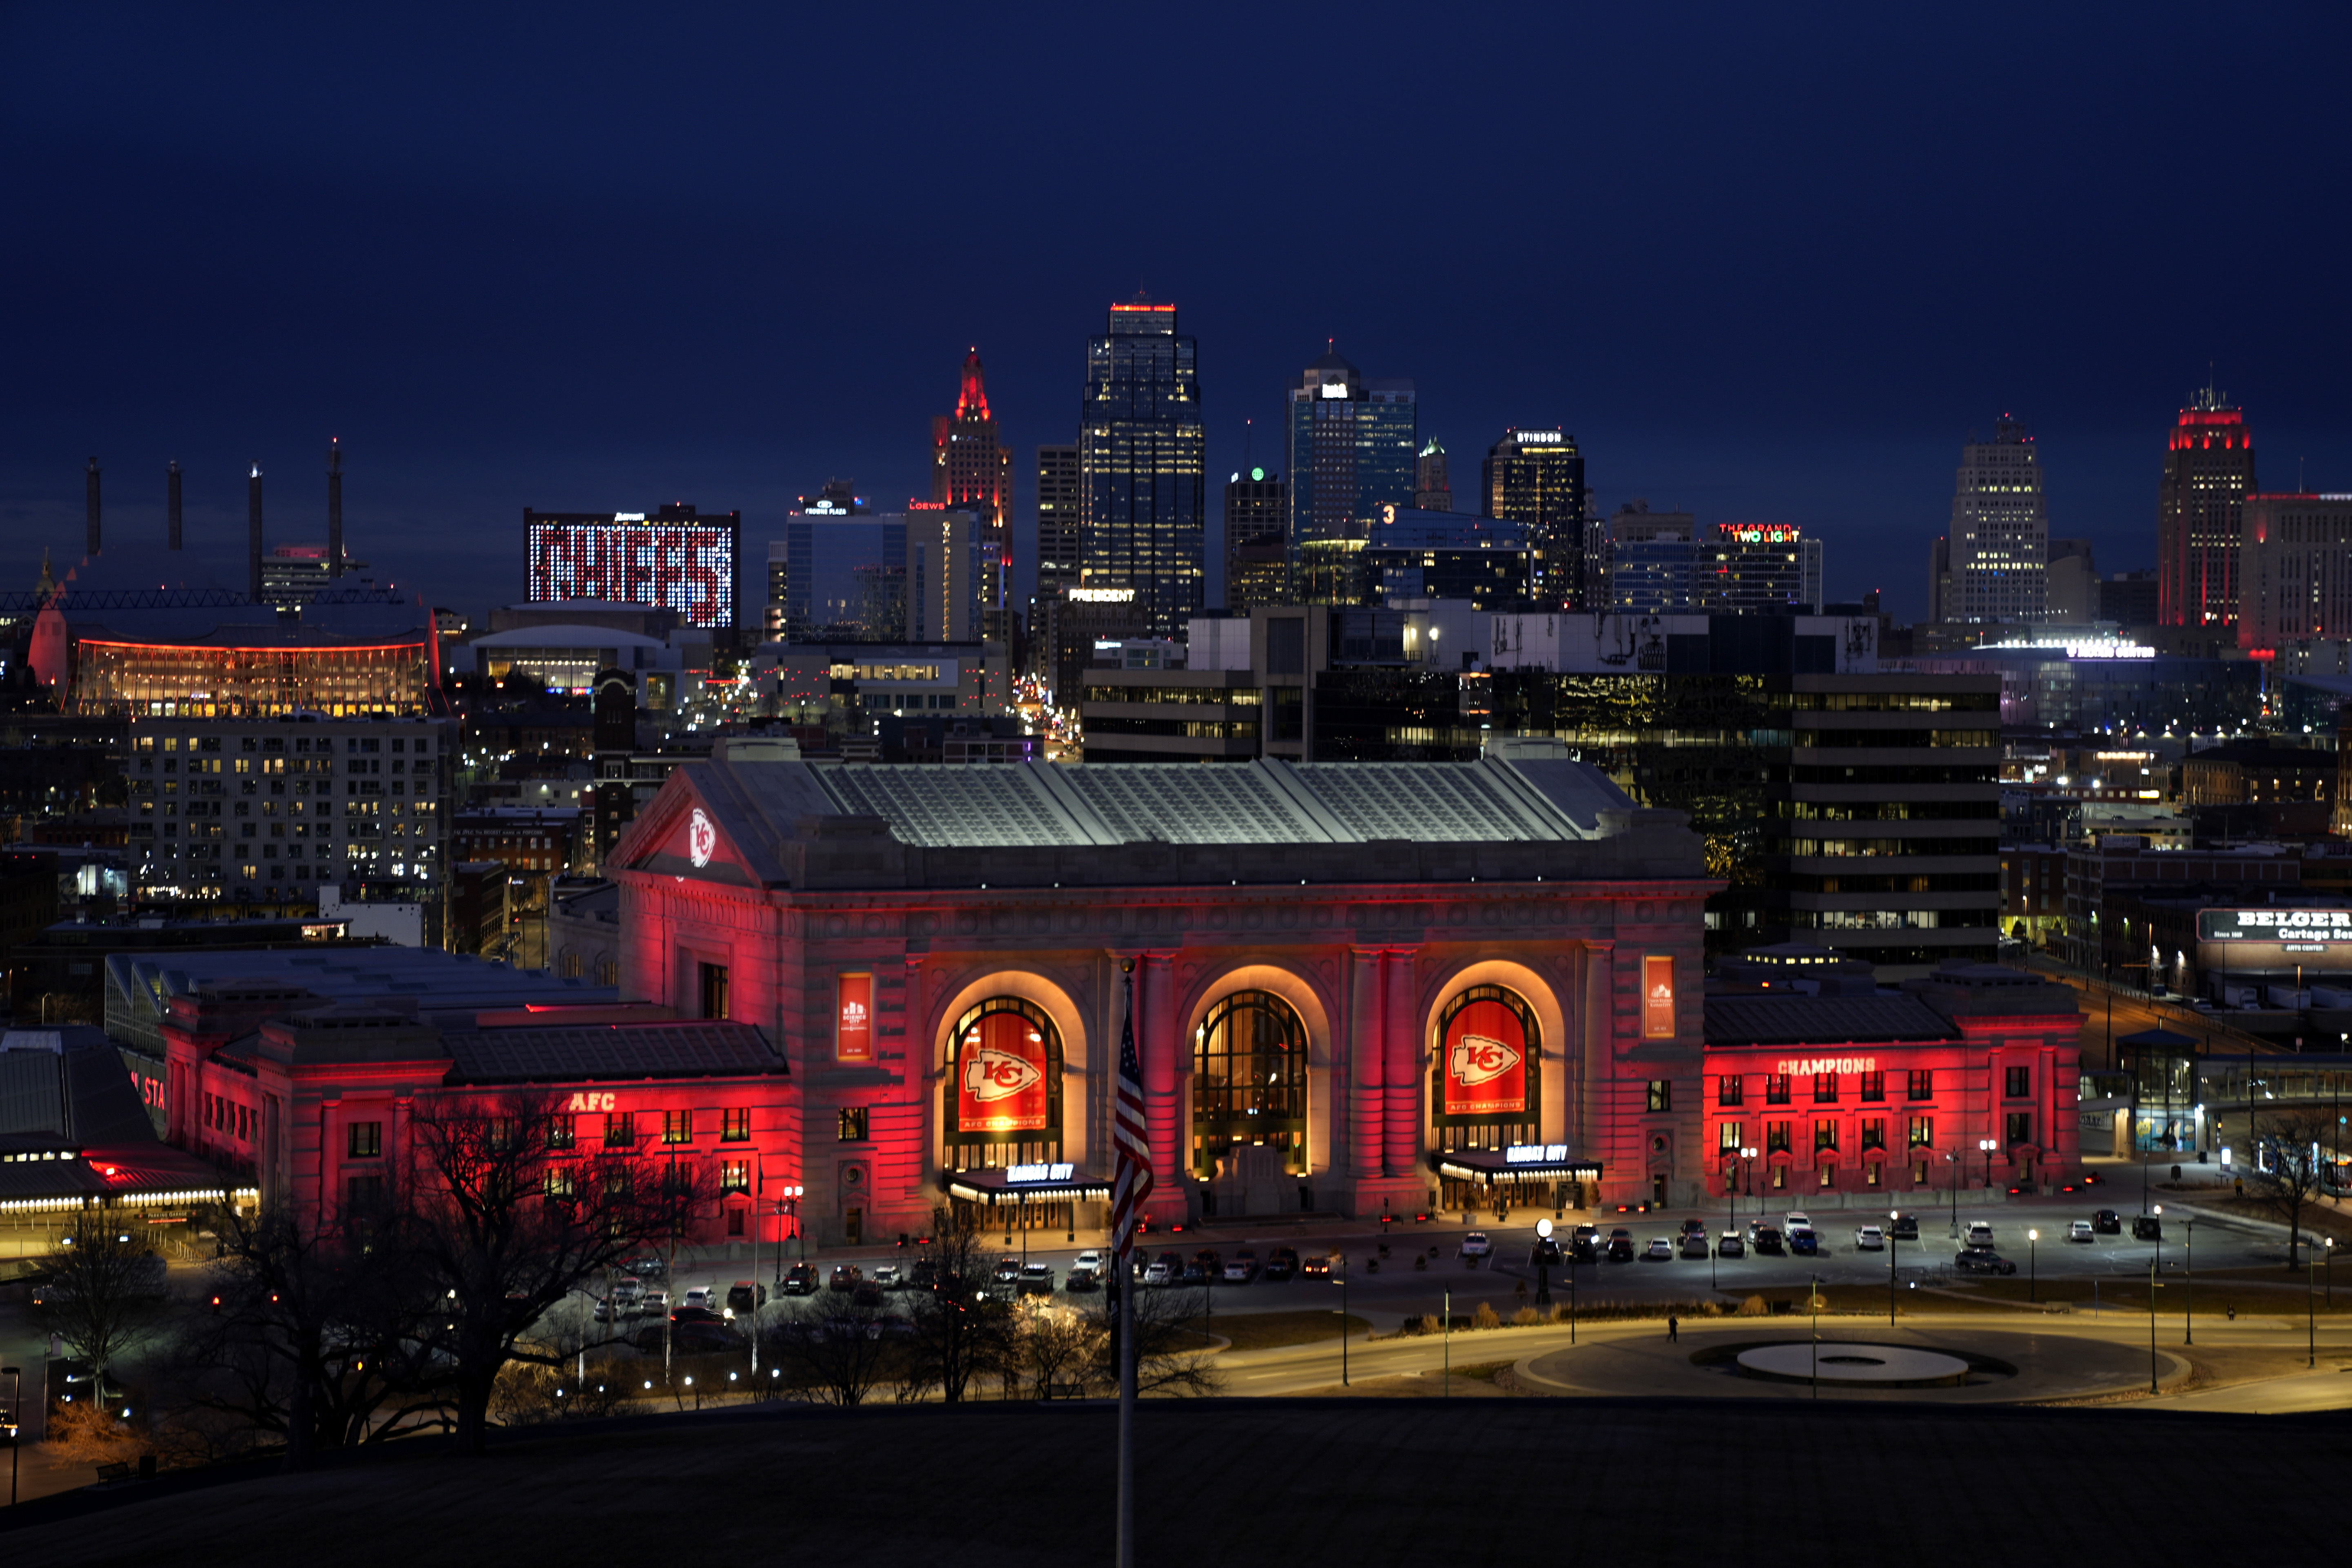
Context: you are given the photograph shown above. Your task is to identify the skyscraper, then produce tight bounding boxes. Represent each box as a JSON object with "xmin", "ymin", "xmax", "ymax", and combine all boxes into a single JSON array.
[
  {"xmin": 1947, "ymin": 416, "xmax": 2047, "ymax": 623},
  {"xmin": 1078, "ymin": 295, "xmax": 1205, "ymax": 636},
  {"xmin": 1482, "ymin": 428, "xmax": 1586, "ymax": 608},
  {"xmin": 932, "ymin": 350, "xmax": 1012, "ymax": 608},
  {"xmin": 1285, "ymin": 347, "xmax": 1417, "ymax": 552},
  {"xmin": 1224, "ymin": 464, "xmax": 1289, "ymax": 613},
  {"xmin": 1415, "ymin": 439, "xmax": 1452, "ymax": 511},
  {"xmin": 2157, "ymin": 387, "xmax": 2257, "ymax": 629},
  {"xmin": 1034, "ymin": 444, "xmax": 1081, "ymax": 591}
]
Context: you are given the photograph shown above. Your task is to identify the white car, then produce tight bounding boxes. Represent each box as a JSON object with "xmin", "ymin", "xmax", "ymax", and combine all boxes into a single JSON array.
[
  {"xmin": 1459, "ymin": 1231, "xmax": 1494, "ymax": 1258},
  {"xmin": 1853, "ymin": 1225, "xmax": 1885, "ymax": 1251},
  {"xmin": 2067, "ymin": 1219, "xmax": 2096, "ymax": 1243},
  {"xmin": 1964, "ymin": 1221, "xmax": 1995, "ymax": 1250},
  {"xmin": 871, "ymin": 1263, "xmax": 906, "ymax": 1289},
  {"xmin": 682, "ymin": 1286, "xmax": 717, "ymax": 1311},
  {"xmin": 1073, "ymin": 1249, "xmax": 1104, "ymax": 1277},
  {"xmin": 1783, "ymin": 1211, "xmax": 1813, "ymax": 1235},
  {"xmin": 1143, "ymin": 1259, "xmax": 1175, "ymax": 1285}
]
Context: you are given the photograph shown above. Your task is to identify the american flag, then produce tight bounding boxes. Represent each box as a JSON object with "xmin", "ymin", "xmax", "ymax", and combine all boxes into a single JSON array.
[{"xmin": 1110, "ymin": 967, "xmax": 1152, "ymax": 1263}]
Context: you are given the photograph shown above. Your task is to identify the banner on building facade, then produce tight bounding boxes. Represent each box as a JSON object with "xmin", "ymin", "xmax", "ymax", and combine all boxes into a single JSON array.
[
  {"xmin": 1441, "ymin": 995, "xmax": 1528, "ymax": 1118},
  {"xmin": 956, "ymin": 1011, "xmax": 1051, "ymax": 1133},
  {"xmin": 836, "ymin": 973, "xmax": 873, "ymax": 1063},
  {"xmin": 1643, "ymin": 955, "xmax": 1676, "ymax": 1039}
]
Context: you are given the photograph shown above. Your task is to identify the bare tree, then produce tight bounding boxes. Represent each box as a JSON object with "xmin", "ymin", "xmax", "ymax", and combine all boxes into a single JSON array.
[
  {"xmin": 2249, "ymin": 1105, "xmax": 2338, "ymax": 1268},
  {"xmin": 401, "ymin": 1090, "xmax": 718, "ymax": 1450},
  {"xmin": 898, "ymin": 1205, "xmax": 1014, "ymax": 1403},
  {"xmin": 1085, "ymin": 1278, "xmax": 1220, "ymax": 1397},
  {"xmin": 766, "ymin": 1294, "xmax": 898, "ymax": 1407},
  {"xmin": 165, "ymin": 1205, "xmax": 450, "ymax": 1466},
  {"xmin": 1016, "ymin": 1303, "xmax": 1100, "ymax": 1400},
  {"xmin": 34, "ymin": 1225, "xmax": 168, "ymax": 1396}
]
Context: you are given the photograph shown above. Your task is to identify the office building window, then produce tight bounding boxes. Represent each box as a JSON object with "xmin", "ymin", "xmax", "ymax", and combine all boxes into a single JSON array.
[
  {"xmin": 722, "ymin": 1107, "xmax": 751, "ymax": 1143},
  {"xmin": 1907, "ymin": 1115, "xmax": 1934, "ymax": 1148},
  {"xmin": 1764, "ymin": 1074, "xmax": 1791, "ymax": 1105},
  {"xmin": 1717, "ymin": 1074, "xmax": 1743, "ymax": 1107},
  {"xmin": 1765, "ymin": 1120, "xmax": 1791, "ymax": 1153},
  {"xmin": 2004, "ymin": 1066, "xmax": 2031, "ymax": 1099},
  {"xmin": 1859, "ymin": 1071, "xmax": 1885, "ymax": 1102},
  {"xmin": 1813, "ymin": 1073, "xmax": 1838, "ymax": 1105},
  {"xmin": 346, "ymin": 1121, "xmax": 381, "ymax": 1159},
  {"xmin": 1647, "ymin": 1081, "xmax": 1671, "ymax": 1114},
  {"xmin": 2005, "ymin": 1112, "xmax": 2034, "ymax": 1146},
  {"xmin": 663, "ymin": 1110, "xmax": 693, "ymax": 1145},
  {"xmin": 839, "ymin": 1107, "xmax": 870, "ymax": 1142},
  {"xmin": 1906, "ymin": 1070, "xmax": 1934, "ymax": 1101},
  {"xmin": 604, "ymin": 1112, "xmax": 635, "ymax": 1148}
]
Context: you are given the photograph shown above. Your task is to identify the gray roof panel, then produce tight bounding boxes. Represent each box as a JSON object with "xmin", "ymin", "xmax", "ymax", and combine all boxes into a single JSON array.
[
  {"xmin": 1703, "ymin": 994, "xmax": 1958, "ymax": 1047},
  {"xmin": 441, "ymin": 1021, "xmax": 787, "ymax": 1084},
  {"xmin": 816, "ymin": 765, "xmax": 1090, "ymax": 848}
]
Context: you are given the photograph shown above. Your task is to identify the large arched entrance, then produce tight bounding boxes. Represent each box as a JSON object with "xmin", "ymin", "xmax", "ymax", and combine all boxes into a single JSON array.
[
  {"xmin": 1429, "ymin": 983, "xmax": 1558, "ymax": 1211},
  {"xmin": 942, "ymin": 996, "xmax": 1070, "ymax": 1235},
  {"xmin": 1191, "ymin": 989, "xmax": 1309, "ymax": 1181}
]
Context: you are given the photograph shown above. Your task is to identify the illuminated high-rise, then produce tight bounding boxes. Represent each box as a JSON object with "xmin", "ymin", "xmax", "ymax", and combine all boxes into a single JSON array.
[
  {"xmin": 1947, "ymin": 416, "xmax": 2047, "ymax": 624},
  {"xmin": 1035, "ymin": 444, "xmax": 1081, "ymax": 591},
  {"xmin": 1415, "ymin": 439, "xmax": 1452, "ymax": 511},
  {"xmin": 932, "ymin": 350, "xmax": 1012, "ymax": 608},
  {"xmin": 1285, "ymin": 348, "xmax": 1417, "ymax": 549},
  {"xmin": 1077, "ymin": 295, "xmax": 1205, "ymax": 636},
  {"xmin": 2157, "ymin": 387, "xmax": 2257, "ymax": 629},
  {"xmin": 1482, "ymin": 428, "xmax": 1587, "ymax": 607}
]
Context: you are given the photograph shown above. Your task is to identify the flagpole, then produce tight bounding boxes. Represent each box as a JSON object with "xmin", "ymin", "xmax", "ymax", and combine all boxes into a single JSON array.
[{"xmin": 1114, "ymin": 959, "xmax": 1141, "ymax": 1568}]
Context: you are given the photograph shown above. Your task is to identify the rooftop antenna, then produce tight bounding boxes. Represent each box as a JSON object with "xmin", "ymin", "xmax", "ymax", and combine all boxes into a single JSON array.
[
  {"xmin": 84, "ymin": 456, "xmax": 101, "ymax": 558},
  {"xmin": 167, "ymin": 460, "xmax": 182, "ymax": 550},
  {"xmin": 248, "ymin": 462, "xmax": 265, "ymax": 603},
  {"xmin": 327, "ymin": 438, "xmax": 343, "ymax": 580}
]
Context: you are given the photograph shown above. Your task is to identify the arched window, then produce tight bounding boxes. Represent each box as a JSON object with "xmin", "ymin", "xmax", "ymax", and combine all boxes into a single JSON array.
[
  {"xmin": 1431, "ymin": 984, "xmax": 1539, "ymax": 1152},
  {"xmin": 1192, "ymin": 990, "xmax": 1307, "ymax": 1178},
  {"xmin": 943, "ymin": 997, "xmax": 1062, "ymax": 1169}
]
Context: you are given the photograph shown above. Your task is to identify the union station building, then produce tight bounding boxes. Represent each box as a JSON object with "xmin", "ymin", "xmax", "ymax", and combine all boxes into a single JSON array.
[{"xmin": 607, "ymin": 737, "xmax": 1723, "ymax": 1244}]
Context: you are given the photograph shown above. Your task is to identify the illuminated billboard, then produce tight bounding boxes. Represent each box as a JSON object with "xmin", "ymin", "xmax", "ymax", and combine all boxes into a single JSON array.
[{"xmin": 525, "ymin": 508, "xmax": 739, "ymax": 629}]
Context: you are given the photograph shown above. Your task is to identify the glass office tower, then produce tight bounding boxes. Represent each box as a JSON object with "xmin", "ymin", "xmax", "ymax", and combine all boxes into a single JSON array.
[
  {"xmin": 1285, "ymin": 349, "xmax": 1418, "ymax": 569},
  {"xmin": 1079, "ymin": 296, "xmax": 1206, "ymax": 636}
]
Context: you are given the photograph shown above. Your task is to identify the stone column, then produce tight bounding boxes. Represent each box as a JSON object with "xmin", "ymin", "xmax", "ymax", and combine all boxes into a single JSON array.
[
  {"xmin": 1348, "ymin": 947, "xmax": 1384, "ymax": 1179},
  {"xmin": 1141, "ymin": 952, "xmax": 1182, "ymax": 1189},
  {"xmin": 1581, "ymin": 941, "xmax": 1616, "ymax": 1199},
  {"xmin": 1382, "ymin": 945, "xmax": 1421, "ymax": 1178}
]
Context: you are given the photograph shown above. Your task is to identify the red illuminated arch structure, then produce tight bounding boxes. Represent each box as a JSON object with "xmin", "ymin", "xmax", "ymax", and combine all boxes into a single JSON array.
[
  {"xmin": 943, "ymin": 997, "xmax": 1063, "ymax": 1170},
  {"xmin": 1431, "ymin": 985, "xmax": 1540, "ymax": 1151}
]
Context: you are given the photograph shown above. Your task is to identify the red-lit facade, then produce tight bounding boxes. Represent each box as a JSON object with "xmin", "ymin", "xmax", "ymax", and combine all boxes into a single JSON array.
[
  {"xmin": 607, "ymin": 742, "xmax": 1724, "ymax": 1243},
  {"xmin": 932, "ymin": 350, "xmax": 1012, "ymax": 594}
]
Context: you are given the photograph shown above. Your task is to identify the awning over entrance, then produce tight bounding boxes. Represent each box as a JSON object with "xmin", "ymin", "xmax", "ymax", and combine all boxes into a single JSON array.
[
  {"xmin": 1431, "ymin": 1146, "xmax": 1602, "ymax": 1184},
  {"xmin": 942, "ymin": 1163, "xmax": 1112, "ymax": 1206}
]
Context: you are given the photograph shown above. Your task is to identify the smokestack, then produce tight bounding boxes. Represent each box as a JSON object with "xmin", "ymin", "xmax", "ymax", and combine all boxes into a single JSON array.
[
  {"xmin": 167, "ymin": 460, "xmax": 182, "ymax": 550},
  {"xmin": 327, "ymin": 439, "xmax": 343, "ymax": 580},
  {"xmin": 85, "ymin": 457, "xmax": 101, "ymax": 558},
  {"xmin": 248, "ymin": 463, "xmax": 265, "ymax": 603}
]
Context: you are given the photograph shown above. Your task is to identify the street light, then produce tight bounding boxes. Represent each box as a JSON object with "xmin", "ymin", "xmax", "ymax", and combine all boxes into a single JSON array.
[
  {"xmin": 1535, "ymin": 1218, "xmax": 1554, "ymax": 1307},
  {"xmin": 1944, "ymin": 1151, "xmax": 1959, "ymax": 1239},
  {"xmin": 2, "ymin": 1365, "xmax": 17, "ymax": 1507},
  {"xmin": 2027, "ymin": 1229, "xmax": 2038, "ymax": 1304},
  {"xmin": 1887, "ymin": 1209, "xmax": 1900, "ymax": 1327},
  {"xmin": 2314, "ymin": 1238, "xmax": 2334, "ymax": 1369},
  {"xmin": 1978, "ymin": 1137, "xmax": 1998, "ymax": 1194},
  {"xmin": 1334, "ymin": 1254, "xmax": 1350, "ymax": 1387},
  {"xmin": 1739, "ymin": 1147, "xmax": 1757, "ymax": 1227},
  {"xmin": 2184, "ymin": 1216, "xmax": 2194, "ymax": 1346}
]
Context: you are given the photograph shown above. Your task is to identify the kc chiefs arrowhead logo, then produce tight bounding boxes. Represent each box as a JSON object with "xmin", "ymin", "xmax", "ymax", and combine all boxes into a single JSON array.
[
  {"xmin": 1449, "ymin": 1033, "xmax": 1521, "ymax": 1088},
  {"xmin": 963, "ymin": 1045, "xmax": 1041, "ymax": 1103},
  {"xmin": 687, "ymin": 808, "xmax": 716, "ymax": 868}
]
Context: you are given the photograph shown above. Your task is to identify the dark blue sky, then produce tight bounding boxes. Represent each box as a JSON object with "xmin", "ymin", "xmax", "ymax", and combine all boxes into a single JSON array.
[{"xmin": 5, "ymin": 4, "xmax": 2348, "ymax": 625}]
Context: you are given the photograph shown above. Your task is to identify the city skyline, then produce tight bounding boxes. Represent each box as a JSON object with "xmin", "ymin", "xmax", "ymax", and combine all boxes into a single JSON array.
[{"xmin": 4, "ymin": 8, "xmax": 2348, "ymax": 625}]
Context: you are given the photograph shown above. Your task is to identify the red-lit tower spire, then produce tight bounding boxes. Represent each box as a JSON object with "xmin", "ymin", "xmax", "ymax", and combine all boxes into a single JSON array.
[
  {"xmin": 2157, "ymin": 385, "xmax": 2256, "ymax": 629},
  {"xmin": 931, "ymin": 347, "xmax": 1012, "ymax": 611}
]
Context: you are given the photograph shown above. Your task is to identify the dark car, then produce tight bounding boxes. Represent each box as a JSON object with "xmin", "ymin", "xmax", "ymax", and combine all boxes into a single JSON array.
[
  {"xmin": 1066, "ymin": 1265, "xmax": 1100, "ymax": 1293},
  {"xmin": 910, "ymin": 1258, "xmax": 939, "ymax": 1291},
  {"xmin": 1300, "ymin": 1254, "xmax": 1332, "ymax": 1278},
  {"xmin": 1263, "ymin": 1247, "xmax": 1299, "ymax": 1282},
  {"xmin": 781, "ymin": 1264, "xmax": 819, "ymax": 1298},
  {"xmin": 1192, "ymin": 1249, "xmax": 1222, "ymax": 1282},
  {"xmin": 1889, "ymin": 1214, "xmax": 1920, "ymax": 1242},
  {"xmin": 671, "ymin": 1305, "xmax": 725, "ymax": 1326},
  {"xmin": 1954, "ymin": 1249, "xmax": 2017, "ymax": 1275},
  {"xmin": 1677, "ymin": 1218, "xmax": 1707, "ymax": 1241},
  {"xmin": 828, "ymin": 1265, "xmax": 863, "ymax": 1294},
  {"xmin": 1531, "ymin": 1238, "xmax": 1564, "ymax": 1267},
  {"xmin": 852, "ymin": 1280, "xmax": 886, "ymax": 1308},
  {"xmin": 1752, "ymin": 1226, "xmax": 1785, "ymax": 1256},
  {"xmin": 1678, "ymin": 1231, "xmax": 1709, "ymax": 1259},
  {"xmin": 2132, "ymin": 1214, "xmax": 2163, "ymax": 1241},
  {"xmin": 726, "ymin": 1281, "xmax": 768, "ymax": 1315},
  {"xmin": 1605, "ymin": 1229, "xmax": 1635, "ymax": 1263},
  {"xmin": 1788, "ymin": 1228, "xmax": 1819, "ymax": 1257},
  {"xmin": 2093, "ymin": 1209, "xmax": 2122, "ymax": 1235}
]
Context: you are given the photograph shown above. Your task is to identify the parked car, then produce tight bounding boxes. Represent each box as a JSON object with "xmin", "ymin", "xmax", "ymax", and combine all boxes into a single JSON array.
[
  {"xmin": 1889, "ymin": 1214, "xmax": 1920, "ymax": 1241},
  {"xmin": 1964, "ymin": 1222, "xmax": 1995, "ymax": 1250},
  {"xmin": 1783, "ymin": 1211, "xmax": 1813, "ymax": 1235},
  {"xmin": 1788, "ymin": 1228, "xmax": 1819, "ymax": 1256},
  {"xmin": 1751, "ymin": 1226, "xmax": 1785, "ymax": 1256},
  {"xmin": 682, "ymin": 1286, "xmax": 718, "ymax": 1312},
  {"xmin": 725, "ymin": 1281, "xmax": 767, "ymax": 1315},
  {"xmin": 1017, "ymin": 1263, "xmax": 1055, "ymax": 1296},
  {"xmin": 2132, "ymin": 1214, "xmax": 2163, "ymax": 1241},
  {"xmin": 2093, "ymin": 1209, "xmax": 2123, "ymax": 1235},
  {"xmin": 671, "ymin": 1305, "xmax": 724, "ymax": 1326},
  {"xmin": 1190, "ymin": 1250, "xmax": 1222, "ymax": 1283},
  {"xmin": 1264, "ymin": 1247, "xmax": 1300, "ymax": 1282},
  {"xmin": 1073, "ymin": 1250, "xmax": 1105, "ymax": 1278},
  {"xmin": 781, "ymin": 1264, "xmax": 819, "ymax": 1298},
  {"xmin": 1570, "ymin": 1225, "xmax": 1599, "ymax": 1263},
  {"xmin": 1678, "ymin": 1231, "xmax": 1709, "ymax": 1259},
  {"xmin": 1300, "ymin": 1254, "xmax": 1333, "ymax": 1278},
  {"xmin": 1606, "ymin": 1229, "xmax": 1636, "ymax": 1262},
  {"xmin": 852, "ymin": 1280, "xmax": 886, "ymax": 1308},
  {"xmin": 828, "ymin": 1265, "xmax": 863, "ymax": 1294},
  {"xmin": 1531, "ymin": 1238, "xmax": 1564, "ymax": 1267},
  {"xmin": 620, "ymin": 1255, "xmax": 667, "ymax": 1280},
  {"xmin": 1642, "ymin": 1238, "xmax": 1674, "ymax": 1262},
  {"xmin": 1854, "ymin": 1225, "xmax": 1885, "ymax": 1251},
  {"xmin": 611, "ymin": 1275, "xmax": 646, "ymax": 1304},
  {"xmin": 910, "ymin": 1259, "xmax": 939, "ymax": 1291},
  {"xmin": 1954, "ymin": 1249, "xmax": 2017, "ymax": 1275},
  {"xmin": 1144, "ymin": 1257, "xmax": 1177, "ymax": 1287},
  {"xmin": 1066, "ymin": 1264, "xmax": 1100, "ymax": 1293},
  {"xmin": 1717, "ymin": 1232, "xmax": 1745, "ymax": 1258},
  {"xmin": 2068, "ymin": 1219, "xmax": 2096, "ymax": 1243},
  {"xmin": 866, "ymin": 1264, "xmax": 901, "ymax": 1290},
  {"xmin": 640, "ymin": 1288, "xmax": 669, "ymax": 1316},
  {"xmin": 1678, "ymin": 1218, "xmax": 1708, "ymax": 1241},
  {"xmin": 993, "ymin": 1256, "xmax": 1023, "ymax": 1285},
  {"xmin": 1224, "ymin": 1251, "xmax": 1258, "ymax": 1283},
  {"xmin": 1459, "ymin": 1231, "xmax": 1494, "ymax": 1259}
]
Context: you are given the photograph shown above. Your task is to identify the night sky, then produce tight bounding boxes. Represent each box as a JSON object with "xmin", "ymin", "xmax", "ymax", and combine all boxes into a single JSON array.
[{"xmin": 5, "ymin": 5, "xmax": 2348, "ymax": 625}]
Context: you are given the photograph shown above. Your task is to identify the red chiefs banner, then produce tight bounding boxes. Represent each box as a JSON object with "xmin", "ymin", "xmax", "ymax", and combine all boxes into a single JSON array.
[
  {"xmin": 956, "ymin": 1012, "xmax": 1051, "ymax": 1134},
  {"xmin": 1643, "ymin": 955, "xmax": 1676, "ymax": 1039},
  {"xmin": 835, "ymin": 974, "xmax": 873, "ymax": 1063},
  {"xmin": 1442, "ymin": 996, "xmax": 1528, "ymax": 1118}
]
